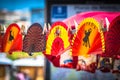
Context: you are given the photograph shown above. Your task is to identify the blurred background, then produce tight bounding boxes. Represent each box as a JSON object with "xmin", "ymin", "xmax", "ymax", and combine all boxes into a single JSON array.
[
  {"xmin": 0, "ymin": 0, "xmax": 45, "ymax": 80},
  {"xmin": 0, "ymin": 0, "xmax": 120, "ymax": 80}
]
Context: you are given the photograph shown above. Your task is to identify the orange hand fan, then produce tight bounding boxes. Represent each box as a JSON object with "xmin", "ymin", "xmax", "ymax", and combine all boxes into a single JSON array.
[
  {"xmin": 2, "ymin": 23, "xmax": 22, "ymax": 54},
  {"xmin": 72, "ymin": 18, "xmax": 105, "ymax": 57},
  {"xmin": 72, "ymin": 18, "xmax": 105, "ymax": 72}
]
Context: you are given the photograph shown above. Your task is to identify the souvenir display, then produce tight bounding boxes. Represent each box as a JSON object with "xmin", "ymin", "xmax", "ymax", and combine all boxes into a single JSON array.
[
  {"xmin": 44, "ymin": 12, "xmax": 120, "ymax": 72},
  {"xmin": 1, "ymin": 11, "xmax": 120, "ymax": 73}
]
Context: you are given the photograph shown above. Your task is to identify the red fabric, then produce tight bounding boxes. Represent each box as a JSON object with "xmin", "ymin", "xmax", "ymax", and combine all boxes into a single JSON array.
[
  {"xmin": 44, "ymin": 52, "xmax": 78, "ymax": 68},
  {"xmin": 112, "ymin": 70, "xmax": 120, "ymax": 73},
  {"xmin": 63, "ymin": 11, "xmax": 120, "ymax": 27},
  {"xmin": 44, "ymin": 53, "xmax": 60, "ymax": 67}
]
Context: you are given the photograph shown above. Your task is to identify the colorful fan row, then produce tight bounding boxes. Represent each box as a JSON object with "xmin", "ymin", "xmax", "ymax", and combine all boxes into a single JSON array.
[
  {"xmin": 0, "ymin": 11, "xmax": 120, "ymax": 73},
  {"xmin": 44, "ymin": 12, "xmax": 120, "ymax": 73},
  {"xmin": 0, "ymin": 23, "xmax": 45, "ymax": 55}
]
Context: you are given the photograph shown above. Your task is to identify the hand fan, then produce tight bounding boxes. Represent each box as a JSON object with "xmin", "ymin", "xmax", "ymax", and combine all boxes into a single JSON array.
[
  {"xmin": 23, "ymin": 23, "xmax": 45, "ymax": 55},
  {"xmin": 3, "ymin": 23, "xmax": 22, "ymax": 54}
]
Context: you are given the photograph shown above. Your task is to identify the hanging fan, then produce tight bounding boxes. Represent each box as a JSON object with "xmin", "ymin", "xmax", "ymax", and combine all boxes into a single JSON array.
[
  {"xmin": 45, "ymin": 21, "xmax": 72, "ymax": 67},
  {"xmin": 72, "ymin": 18, "xmax": 105, "ymax": 72},
  {"xmin": 23, "ymin": 23, "xmax": 45, "ymax": 55},
  {"xmin": 72, "ymin": 17, "xmax": 105, "ymax": 56},
  {"xmin": 105, "ymin": 15, "xmax": 120, "ymax": 58},
  {"xmin": 2, "ymin": 23, "xmax": 22, "ymax": 54},
  {"xmin": 45, "ymin": 21, "xmax": 70, "ymax": 56}
]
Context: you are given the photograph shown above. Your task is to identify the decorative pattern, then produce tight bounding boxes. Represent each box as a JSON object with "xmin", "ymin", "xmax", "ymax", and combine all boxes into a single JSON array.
[
  {"xmin": 45, "ymin": 21, "xmax": 70, "ymax": 56},
  {"xmin": 23, "ymin": 23, "xmax": 45, "ymax": 55},
  {"xmin": 72, "ymin": 18, "xmax": 105, "ymax": 57},
  {"xmin": 105, "ymin": 16, "xmax": 120, "ymax": 57}
]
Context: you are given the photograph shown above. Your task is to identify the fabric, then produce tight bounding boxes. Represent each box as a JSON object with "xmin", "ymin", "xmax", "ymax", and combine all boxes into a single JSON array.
[{"xmin": 63, "ymin": 11, "xmax": 120, "ymax": 27}]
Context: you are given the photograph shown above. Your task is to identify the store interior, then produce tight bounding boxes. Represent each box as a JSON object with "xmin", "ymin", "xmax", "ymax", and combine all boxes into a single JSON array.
[{"xmin": 0, "ymin": 0, "xmax": 120, "ymax": 80}]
